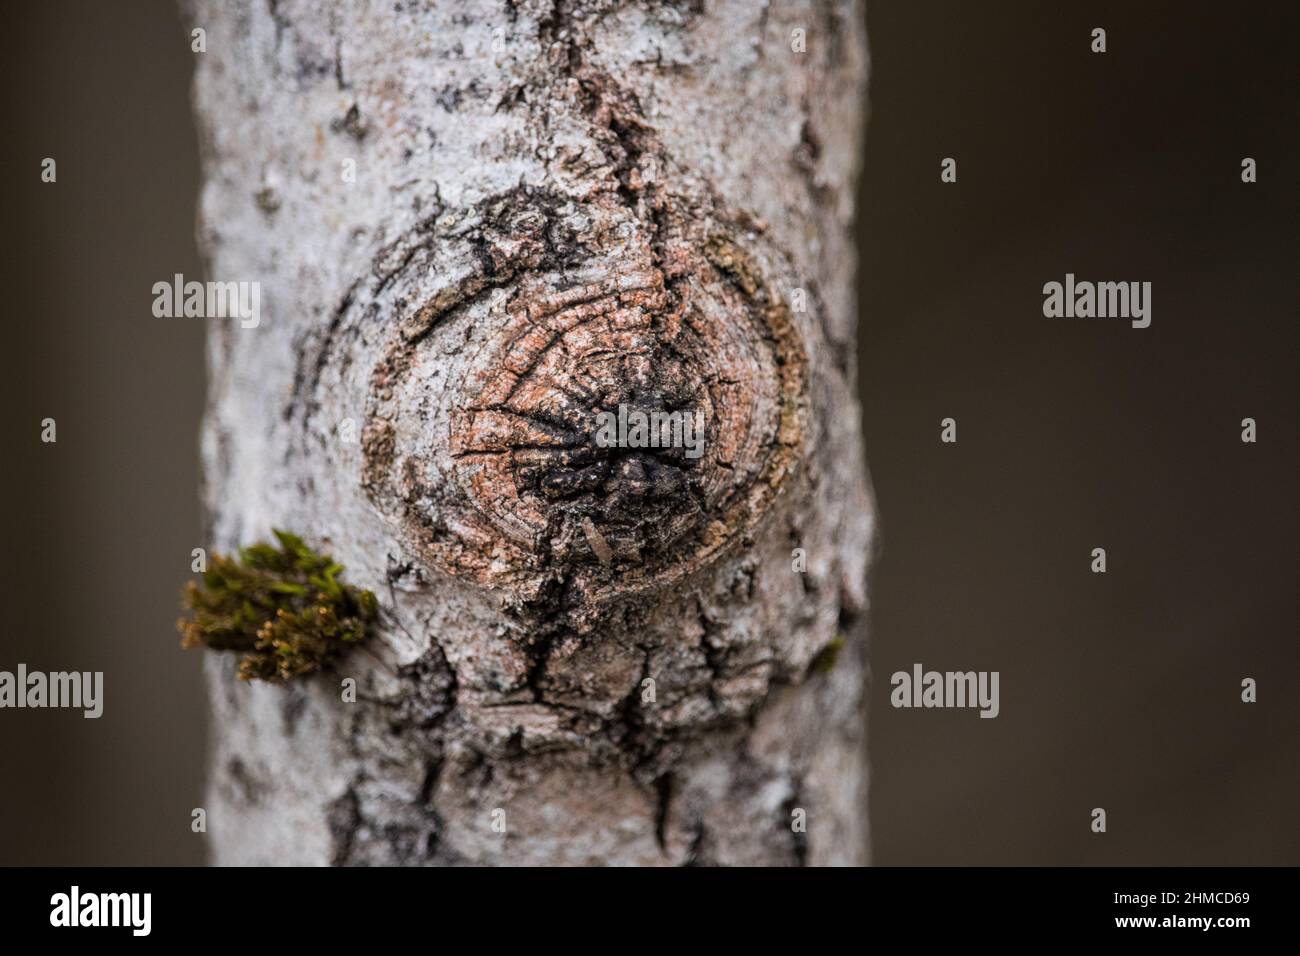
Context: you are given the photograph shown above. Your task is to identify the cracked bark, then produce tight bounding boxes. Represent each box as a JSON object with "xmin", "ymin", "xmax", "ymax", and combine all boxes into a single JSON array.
[{"xmin": 190, "ymin": 0, "xmax": 874, "ymax": 866}]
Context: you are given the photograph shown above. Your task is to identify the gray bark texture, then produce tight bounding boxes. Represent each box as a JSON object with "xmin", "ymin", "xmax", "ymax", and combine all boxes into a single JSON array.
[{"xmin": 190, "ymin": 0, "xmax": 874, "ymax": 865}]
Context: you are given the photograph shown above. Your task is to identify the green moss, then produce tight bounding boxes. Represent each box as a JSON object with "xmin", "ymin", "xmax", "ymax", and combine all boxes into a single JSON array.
[
  {"xmin": 179, "ymin": 530, "xmax": 378, "ymax": 683},
  {"xmin": 810, "ymin": 633, "xmax": 847, "ymax": 675}
]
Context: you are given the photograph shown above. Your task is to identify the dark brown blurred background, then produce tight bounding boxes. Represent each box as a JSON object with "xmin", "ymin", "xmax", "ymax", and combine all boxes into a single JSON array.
[{"xmin": 2, "ymin": 1, "xmax": 1296, "ymax": 865}]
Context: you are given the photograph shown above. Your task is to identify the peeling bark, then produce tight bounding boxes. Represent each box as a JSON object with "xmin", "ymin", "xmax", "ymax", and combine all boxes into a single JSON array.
[{"xmin": 190, "ymin": 0, "xmax": 874, "ymax": 866}]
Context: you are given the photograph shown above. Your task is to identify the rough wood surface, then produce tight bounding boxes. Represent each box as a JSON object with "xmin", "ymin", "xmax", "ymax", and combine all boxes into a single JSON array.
[{"xmin": 190, "ymin": 0, "xmax": 874, "ymax": 865}]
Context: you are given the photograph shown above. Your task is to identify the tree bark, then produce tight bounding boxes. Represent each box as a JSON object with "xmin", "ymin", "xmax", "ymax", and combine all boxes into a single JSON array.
[{"xmin": 190, "ymin": 0, "xmax": 874, "ymax": 866}]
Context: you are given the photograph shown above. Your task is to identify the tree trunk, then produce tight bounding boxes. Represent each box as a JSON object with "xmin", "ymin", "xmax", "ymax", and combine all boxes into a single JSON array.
[{"xmin": 190, "ymin": 0, "xmax": 873, "ymax": 866}]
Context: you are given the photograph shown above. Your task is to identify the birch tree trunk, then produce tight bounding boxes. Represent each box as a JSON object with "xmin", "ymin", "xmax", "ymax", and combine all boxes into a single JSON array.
[{"xmin": 190, "ymin": 0, "xmax": 874, "ymax": 866}]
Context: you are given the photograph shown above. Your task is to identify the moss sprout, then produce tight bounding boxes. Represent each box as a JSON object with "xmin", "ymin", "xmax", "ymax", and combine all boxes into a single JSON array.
[
  {"xmin": 179, "ymin": 530, "xmax": 378, "ymax": 683},
  {"xmin": 809, "ymin": 633, "xmax": 847, "ymax": 675}
]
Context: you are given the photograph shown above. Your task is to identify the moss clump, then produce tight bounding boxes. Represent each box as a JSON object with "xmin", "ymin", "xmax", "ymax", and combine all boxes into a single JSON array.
[{"xmin": 179, "ymin": 530, "xmax": 378, "ymax": 683}]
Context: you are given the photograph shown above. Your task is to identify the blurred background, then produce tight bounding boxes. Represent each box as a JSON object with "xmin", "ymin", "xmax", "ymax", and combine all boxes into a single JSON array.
[{"xmin": 2, "ymin": 1, "xmax": 1296, "ymax": 865}]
